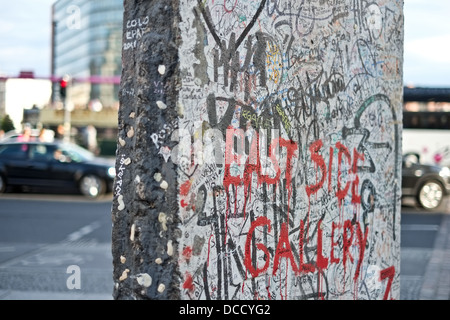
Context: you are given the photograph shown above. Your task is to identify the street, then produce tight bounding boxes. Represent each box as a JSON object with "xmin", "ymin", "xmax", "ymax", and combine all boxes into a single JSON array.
[
  {"xmin": 0, "ymin": 193, "xmax": 114, "ymax": 299},
  {"xmin": 400, "ymin": 197, "xmax": 450, "ymax": 300},
  {"xmin": 0, "ymin": 192, "xmax": 448, "ymax": 300}
]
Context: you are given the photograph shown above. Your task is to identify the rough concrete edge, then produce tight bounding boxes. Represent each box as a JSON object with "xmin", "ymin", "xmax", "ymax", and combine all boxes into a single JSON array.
[{"xmin": 111, "ymin": 0, "xmax": 182, "ymax": 300}]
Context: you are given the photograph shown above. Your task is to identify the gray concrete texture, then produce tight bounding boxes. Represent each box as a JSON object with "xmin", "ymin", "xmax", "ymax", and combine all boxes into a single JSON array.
[{"xmin": 111, "ymin": 0, "xmax": 404, "ymax": 300}]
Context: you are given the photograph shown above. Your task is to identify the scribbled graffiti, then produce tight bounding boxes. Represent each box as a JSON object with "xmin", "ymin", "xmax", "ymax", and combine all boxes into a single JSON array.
[{"xmin": 150, "ymin": 0, "xmax": 403, "ymax": 300}]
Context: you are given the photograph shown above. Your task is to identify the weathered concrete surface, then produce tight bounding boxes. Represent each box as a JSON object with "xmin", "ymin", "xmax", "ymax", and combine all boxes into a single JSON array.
[
  {"xmin": 111, "ymin": 0, "xmax": 181, "ymax": 300},
  {"xmin": 112, "ymin": 0, "xmax": 404, "ymax": 300}
]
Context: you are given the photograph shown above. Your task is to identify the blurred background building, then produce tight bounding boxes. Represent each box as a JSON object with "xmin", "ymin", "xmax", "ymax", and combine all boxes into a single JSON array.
[
  {"xmin": 40, "ymin": 0, "xmax": 123, "ymax": 155},
  {"xmin": 0, "ymin": 1, "xmax": 123, "ymax": 156},
  {"xmin": 50, "ymin": 0, "xmax": 122, "ymax": 110}
]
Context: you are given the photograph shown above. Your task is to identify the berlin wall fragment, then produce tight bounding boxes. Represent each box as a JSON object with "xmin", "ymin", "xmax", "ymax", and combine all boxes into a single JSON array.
[{"xmin": 112, "ymin": 0, "xmax": 404, "ymax": 300}]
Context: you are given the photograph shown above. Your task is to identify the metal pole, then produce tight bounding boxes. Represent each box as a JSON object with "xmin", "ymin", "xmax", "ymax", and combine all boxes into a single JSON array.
[{"xmin": 62, "ymin": 74, "xmax": 71, "ymax": 143}]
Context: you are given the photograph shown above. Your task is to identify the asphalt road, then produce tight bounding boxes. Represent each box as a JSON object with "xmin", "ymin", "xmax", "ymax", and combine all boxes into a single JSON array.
[
  {"xmin": 0, "ymin": 193, "xmax": 114, "ymax": 299},
  {"xmin": 0, "ymin": 192, "xmax": 448, "ymax": 300}
]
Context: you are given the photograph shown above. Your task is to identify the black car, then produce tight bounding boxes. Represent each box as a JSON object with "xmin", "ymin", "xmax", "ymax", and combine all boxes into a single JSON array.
[
  {"xmin": 402, "ymin": 152, "xmax": 450, "ymax": 210},
  {"xmin": 0, "ymin": 139, "xmax": 116, "ymax": 198}
]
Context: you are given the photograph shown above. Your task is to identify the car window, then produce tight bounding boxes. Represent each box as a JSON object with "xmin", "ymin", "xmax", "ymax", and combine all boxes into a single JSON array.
[
  {"xmin": 403, "ymin": 153, "xmax": 420, "ymax": 168},
  {"xmin": 30, "ymin": 144, "xmax": 56, "ymax": 161},
  {"xmin": 0, "ymin": 144, "xmax": 29, "ymax": 160},
  {"xmin": 59, "ymin": 143, "xmax": 94, "ymax": 162}
]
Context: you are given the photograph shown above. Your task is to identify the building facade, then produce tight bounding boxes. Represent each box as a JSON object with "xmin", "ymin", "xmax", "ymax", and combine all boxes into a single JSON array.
[{"xmin": 51, "ymin": 0, "xmax": 123, "ymax": 110}]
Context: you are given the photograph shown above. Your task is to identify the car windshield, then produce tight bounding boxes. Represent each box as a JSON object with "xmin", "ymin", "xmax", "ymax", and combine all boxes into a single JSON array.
[{"xmin": 58, "ymin": 143, "xmax": 95, "ymax": 162}]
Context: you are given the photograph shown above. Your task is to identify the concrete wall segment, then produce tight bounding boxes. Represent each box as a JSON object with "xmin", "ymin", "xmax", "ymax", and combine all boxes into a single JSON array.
[{"xmin": 112, "ymin": 0, "xmax": 404, "ymax": 300}]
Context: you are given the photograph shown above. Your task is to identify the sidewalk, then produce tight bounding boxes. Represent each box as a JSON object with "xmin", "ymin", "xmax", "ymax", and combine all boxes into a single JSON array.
[
  {"xmin": 0, "ymin": 240, "xmax": 113, "ymax": 300},
  {"xmin": 419, "ymin": 211, "xmax": 450, "ymax": 300}
]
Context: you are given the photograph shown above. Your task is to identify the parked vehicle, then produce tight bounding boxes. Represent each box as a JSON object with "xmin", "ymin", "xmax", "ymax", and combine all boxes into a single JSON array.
[
  {"xmin": 0, "ymin": 139, "xmax": 115, "ymax": 198},
  {"xmin": 402, "ymin": 152, "xmax": 450, "ymax": 210}
]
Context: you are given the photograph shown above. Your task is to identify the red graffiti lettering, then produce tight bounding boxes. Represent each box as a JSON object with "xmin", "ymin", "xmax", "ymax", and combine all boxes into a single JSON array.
[
  {"xmin": 342, "ymin": 220, "xmax": 354, "ymax": 272},
  {"xmin": 244, "ymin": 218, "xmax": 369, "ymax": 281},
  {"xmin": 380, "ymin": 266, "xmax": 396, "ymax": 300},
  {"xmin": 330, "ymin": 221, "xmax": 340, "ymax": 264},
  {"xmin": 304, "ymin": 140, "xmax": 364, "ymax": 205},
  {"xmin": 354, "ymin": 222, "xmax": 369, "ymax": 280},
  {"xmin": 306, "ymin": 139, "xmax": 326, "ymax": 197},
  {"xmin": 316, "ymin": 220, "xmax": 329, "ymax": 271},
  {"xmin": 244, "ymin": 217, "xmax": 369, "ymax": 280},
  {"xmin": 279, "ymin": 138, "xmax": 298, "ymax": 188},
  {"xmin": 336, "ymin": 142, "xmax": 352, "ymax": 203},
  {"xmin": 223, "ymin": 129, "xmax": 298, "ymax": 216},
  {"xmin": 224, "ymin": 127, "xmax": 245, "ymax": 189},
  {"xmin": 273, "ymin": 222, "xmax": 298, "ymax": 274},
  {"xmin": 244, "ymin": 216, "xmax": 272, "ymax": 278}
]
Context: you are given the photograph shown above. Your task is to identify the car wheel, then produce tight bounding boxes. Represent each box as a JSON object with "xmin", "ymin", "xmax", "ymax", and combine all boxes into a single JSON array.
[
  {"xmin": 0, "ymin": 174, "xmax": 6, "ymax": 193},
  {"xmin": 417, "ymin": 180, "xmax": 444, "ymax": 210},
  {"xmin": 79, "ymin": 174, "xmax": 105, "ymax": 198}
]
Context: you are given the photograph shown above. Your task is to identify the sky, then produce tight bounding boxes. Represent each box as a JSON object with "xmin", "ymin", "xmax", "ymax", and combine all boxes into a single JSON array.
[
  {"xmin": 0, "ymin": 0, "xmax": 55, "ymax": 78},
  {"xmin": 0, "ymin": 0, "xmax": 449, "ymax": 87}
]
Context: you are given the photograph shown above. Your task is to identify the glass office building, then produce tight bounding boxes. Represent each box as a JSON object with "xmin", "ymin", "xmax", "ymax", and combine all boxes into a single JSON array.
[{"xmin": 51, "ymin": 0, "xmax": 123, "ymax": 109}]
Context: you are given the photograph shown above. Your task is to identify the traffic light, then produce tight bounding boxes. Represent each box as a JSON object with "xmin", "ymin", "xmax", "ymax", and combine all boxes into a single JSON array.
[{"xmin": 59, "ymin": 78, "xmax": 68, "ymax": 99}]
